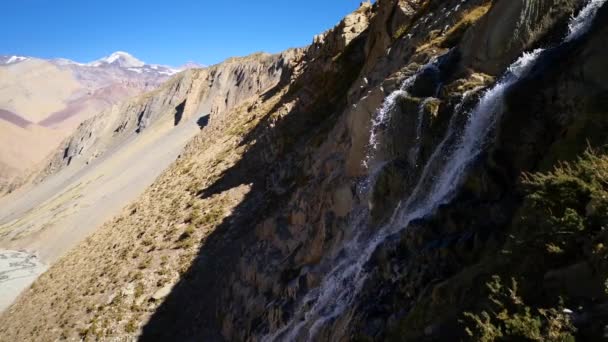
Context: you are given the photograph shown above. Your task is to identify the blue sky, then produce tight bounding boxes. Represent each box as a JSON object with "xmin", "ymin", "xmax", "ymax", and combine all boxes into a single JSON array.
[{"xmin": 1, "ymin": 0, "xmax": 365, "ymax": 67}]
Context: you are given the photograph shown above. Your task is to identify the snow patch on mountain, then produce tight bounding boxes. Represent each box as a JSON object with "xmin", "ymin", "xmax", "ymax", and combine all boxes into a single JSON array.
[
  {"xmin": 1, "ymin": 56, "xmax": 28, "ymax": 65},
  {"xmin": 52, "ymin": 58, "xmax": 86, "ymax": 67},
  {"xmin": 7, "ymin": 56, "xmax": 27, "ymax": 64},
  {"xmin": 1, "ymin": 51, "xmax": 202, "ymax": 77},
  {"xmin": 88, "ymin": 51, "xmax": 146, "ymax": 68}
]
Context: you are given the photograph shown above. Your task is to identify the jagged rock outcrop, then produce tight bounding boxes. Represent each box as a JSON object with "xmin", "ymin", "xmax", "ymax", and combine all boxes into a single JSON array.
[{"xmin": 2, "ymin": 0, "xmax": 608, "ymax": 341}]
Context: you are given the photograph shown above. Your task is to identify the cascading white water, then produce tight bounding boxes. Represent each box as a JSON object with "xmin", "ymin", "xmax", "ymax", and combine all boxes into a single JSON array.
[
  {"xmin": 270, "ymin": 53, "xmax": 539, "ymax": 341},
  {"xmin": 265, "ymin": 61, "xmax": 441, "ymax": 342},
  {"xmin": 365, "ymin": 61, "xmax": 439, "ymax": 168},
  {"xmin": 401, "ymin": 48, "xmax": 543, "ymax": 216},
  {"xmin": 367, "ymin": 89, "xmax": 407, "ymax": 155},
  {"xmin": 362, "ymin": 60, "xmax": 439, "ymax": 197},
  {"xmin": 264, "ymin": 1, "xmax": 605, "ymax": 340},
  {"xmin": 566, "ymin": 0, "xmax": 607, "ymax": 42}
]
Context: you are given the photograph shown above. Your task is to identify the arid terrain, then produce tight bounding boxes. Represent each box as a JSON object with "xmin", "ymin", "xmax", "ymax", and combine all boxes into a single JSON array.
[
  {"xmin": 2, "ymin": 0, "xmax": 608, "ymax": 341},
  {"xmin": 0, "ymin": 51, "xmax": 293, "ymax": 316},
  {"xmin": 0, "ymin": 52, "xmax": 193, "ymax": 192}
]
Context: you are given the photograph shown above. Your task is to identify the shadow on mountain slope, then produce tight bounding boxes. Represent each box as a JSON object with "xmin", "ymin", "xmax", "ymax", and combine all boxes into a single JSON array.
[
  {"xmin": 139, "ymin": 30, "xmax": 369, "ymax": 341},
  {"xmin": 196, "ymin": 115, "xmax": 210, "ymax": 129},
  {"xmin": 174, "ymin": 100, "xmax": 186, "ymax": 126},
  {"xmin": 142, "ymin": 7, "xmax": 608, "ymax": 340}
]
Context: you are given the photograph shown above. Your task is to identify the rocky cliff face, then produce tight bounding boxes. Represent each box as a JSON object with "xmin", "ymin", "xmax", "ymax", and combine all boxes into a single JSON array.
[{"xmin": 2, "ymin": 0, "xmax": 608, "ymax": 341}]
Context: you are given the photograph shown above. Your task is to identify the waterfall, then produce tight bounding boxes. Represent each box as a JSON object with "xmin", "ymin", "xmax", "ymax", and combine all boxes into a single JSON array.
[
  {"xmin": 401, "ymin": 49, "xmax": 543, "ymax": 217},
  {"xmin": 566, "ymin": 0, "xmax": 607, "ymax": 42},
  {"xmin": 362, "ymin": 60, "xmax": 439, "ymax": 195},
  {"xmin": 365, "ymin": 60, "xmax": 439, "ymax": 169},
  {"xmin": 264, "ymin": 1, "xmax": 604, "ymax": 340},
  {"xmin": 408, "ymin": 97, "xmax": 434, "ymax": 167},
  {"xmin": 366, "ymin": 89, "xmax": 407, "ymax": 156},
  {"xmin": 268, "ymin": 52, "xmax": 543, "ymax": 341},
  {"xmin": 264, "ymin": 57, "xmax": 442, "ymax": 342}
]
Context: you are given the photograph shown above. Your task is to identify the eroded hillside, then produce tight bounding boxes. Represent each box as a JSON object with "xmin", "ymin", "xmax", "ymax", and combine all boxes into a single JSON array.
[
  {"xmin": 0, "ymin": 53, "xmax": 183, "ymax": 192},
  {"xmin": 2, "ymin": 0, "xmax": 608, "ymax": 341}
]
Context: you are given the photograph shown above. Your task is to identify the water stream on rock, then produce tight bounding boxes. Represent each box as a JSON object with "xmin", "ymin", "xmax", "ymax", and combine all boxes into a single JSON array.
[
  {"xmin": 0, "ymin": 250, "xmax": 47, "ymax": 312},
  {"xmin": 265, "ymin": 1, "xmax": 606, "ymax": 340},
  {"xmin": 362, "ymin": 60, "xmax": 439, "ymax": 196},
  {"xmin": 365, "ymin": 61, "xmax": 439, "ymax": 169}
]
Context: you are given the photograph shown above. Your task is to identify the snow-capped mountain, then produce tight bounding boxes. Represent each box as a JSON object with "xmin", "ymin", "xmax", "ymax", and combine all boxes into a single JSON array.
[
  {"xmin": 88, "ymin": 51, "xmax": 145, "ymax": 68},
  {"xmin": 0, "ymin": 55, "xmax": 29, "ymax": 65},
  {"xmin": 44, "ymin": 51, "xmax": 204, "ymax": 92},
  {"xmin": 1, "ymin": 51, "xmax": 202, "ymax": 77},
  {"xmin": 178, "ymin": 61, "xmax": 206, "ymax": 70},
  {"xmin": 85, "ymin": 52, "xmax": 187, "ymax": 76},
  {"xmin": 86, "ymin": 51, "xmax": 185, "ymax": 76}
]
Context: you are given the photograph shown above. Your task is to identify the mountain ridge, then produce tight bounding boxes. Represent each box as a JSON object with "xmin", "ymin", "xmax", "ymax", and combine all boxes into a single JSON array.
[
  {"xmin": 1, "ymin": 51, "xmax": 202, "ymax": 73},
  {"xmin": 0, "ymin": 51, "xmax": 202, "ymax": 194}
]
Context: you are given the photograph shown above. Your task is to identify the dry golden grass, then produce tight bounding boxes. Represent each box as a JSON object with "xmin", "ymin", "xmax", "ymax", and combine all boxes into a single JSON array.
[{"xmin": 416, "ymin": 2, "xmax": 492, "ymax": 53}]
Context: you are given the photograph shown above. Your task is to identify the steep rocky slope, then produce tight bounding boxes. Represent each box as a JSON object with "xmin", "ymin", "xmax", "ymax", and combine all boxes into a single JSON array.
[{"xmin": 2, "ymin": 0, "xmax": 608, "ymax": 341}]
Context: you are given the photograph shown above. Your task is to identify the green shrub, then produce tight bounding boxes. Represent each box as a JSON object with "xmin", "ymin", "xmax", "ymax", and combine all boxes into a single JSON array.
[
  {"xmin": 461, "ymin": 149, "xmax": 608, "ymax": 340},
  {"xmin": 463, "ymin": 276, "xmax": 575, "ymax": 342}
]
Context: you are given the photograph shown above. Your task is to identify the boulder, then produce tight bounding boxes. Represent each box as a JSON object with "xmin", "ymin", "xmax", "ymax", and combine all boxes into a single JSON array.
[{"xmin": 151, "ymin": 283, "xmax": 173, "ymax": 301}]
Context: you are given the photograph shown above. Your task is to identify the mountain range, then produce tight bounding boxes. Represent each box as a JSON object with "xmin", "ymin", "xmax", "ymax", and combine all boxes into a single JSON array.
[{"xmin": 0, "ymin": 51, "xmax": 202, "ymax": 191}]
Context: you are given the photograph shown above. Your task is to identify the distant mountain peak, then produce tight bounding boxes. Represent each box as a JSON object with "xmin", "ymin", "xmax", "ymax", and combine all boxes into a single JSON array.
[
  {"xmin": 1, "ymin": 56, "xmax": 28, "ymax": 65},
  {"xmin": 89, "ymin": 51, "xmax": 145, "ymax": 68},
  {"xmin": 1, "ymin": 52, "xmax": 201, "ymax": 77}
]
